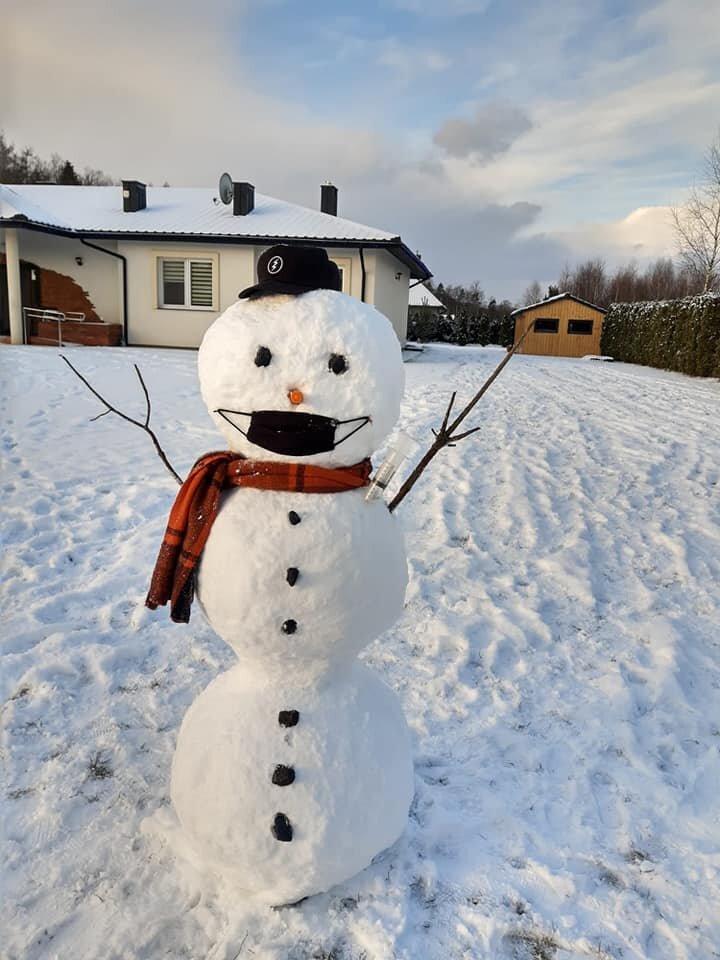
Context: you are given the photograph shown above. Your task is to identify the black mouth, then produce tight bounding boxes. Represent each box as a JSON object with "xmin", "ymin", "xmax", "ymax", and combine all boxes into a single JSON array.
[{"xmin": 215, "ymin": 409, "xmax": 370, "ymax": 456}]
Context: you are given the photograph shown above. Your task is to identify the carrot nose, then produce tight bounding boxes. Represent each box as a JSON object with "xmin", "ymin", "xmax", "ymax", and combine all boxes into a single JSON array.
[{"xmin": 288, "ymin": 388, "xmax": 304, "ymax": 405}]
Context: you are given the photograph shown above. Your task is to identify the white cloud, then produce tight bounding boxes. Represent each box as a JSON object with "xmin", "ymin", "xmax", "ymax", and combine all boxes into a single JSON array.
[
  {"xmin": 550, "ymin": 206, "xmax": 676, "ymax": 262},
  {"xmin": 3, "ymin": 0, "xmax": 391, "ymax": 200}
]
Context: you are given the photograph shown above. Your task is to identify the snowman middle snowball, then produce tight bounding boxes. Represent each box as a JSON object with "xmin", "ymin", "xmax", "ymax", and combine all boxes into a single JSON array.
[{"xmin": 170, "ymin": 289, "xmax": 414, "ymax": 904}]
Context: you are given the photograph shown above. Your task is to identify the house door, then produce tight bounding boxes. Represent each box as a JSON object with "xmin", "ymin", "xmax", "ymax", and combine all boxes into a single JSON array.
[{"xmin": 0, "ymin": 261, "xmax": 41, "ymax": 337}]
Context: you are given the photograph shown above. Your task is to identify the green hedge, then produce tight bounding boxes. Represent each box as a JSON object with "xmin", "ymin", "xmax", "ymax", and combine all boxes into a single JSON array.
[{"xmin": 602, "ymin": 295, "xmax": 720, "ymax": 377}]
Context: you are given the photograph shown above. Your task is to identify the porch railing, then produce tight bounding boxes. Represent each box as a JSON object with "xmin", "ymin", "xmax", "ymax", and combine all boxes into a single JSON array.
[{"xmin": 22, "ymin": 307, "xmax": 105, "ymax": 346}]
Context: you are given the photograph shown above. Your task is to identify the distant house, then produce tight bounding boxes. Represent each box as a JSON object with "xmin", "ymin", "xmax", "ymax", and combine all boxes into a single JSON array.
[
  {"xmin": 408, "ymin": 281, "xmax": 444, "ymax": 312},
  {"xmin": 511, "ymin": 293, "xmax": 606, "ymax": 357},
  {"xmin": 407, "ymin": 281, "xmax": 446, "ymax": 342},
  {"xmin": 0, "ymin": 180, "xmax": 430, "ymax": 347}
]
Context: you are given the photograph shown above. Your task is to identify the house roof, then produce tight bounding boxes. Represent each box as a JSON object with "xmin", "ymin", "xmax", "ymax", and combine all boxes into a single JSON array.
[
  {"xmin": 511, "ymin": 292, "xmax": 606, "ymax": 316},
  {"xmin": 0, "ymin": 184, "xmax": 431, "ymax": 280},
  {"xmin": 408, "ymin": 282, "xmax": 444, "ymax": 309}
]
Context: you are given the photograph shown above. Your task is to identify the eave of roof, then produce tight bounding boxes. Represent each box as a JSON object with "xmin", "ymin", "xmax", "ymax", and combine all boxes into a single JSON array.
[{"xmin": 511, "ymin": 292, "xmax": 607, "ymax": 316}]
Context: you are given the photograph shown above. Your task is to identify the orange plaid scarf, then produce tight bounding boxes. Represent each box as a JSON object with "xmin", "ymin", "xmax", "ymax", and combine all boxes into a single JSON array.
[{"xmin": 146, "ymin": 451, "xmax": 372, "ymax": 623}]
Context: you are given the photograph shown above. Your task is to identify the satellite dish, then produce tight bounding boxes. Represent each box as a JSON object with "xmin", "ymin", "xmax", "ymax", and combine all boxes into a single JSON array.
[{"xmin": 218, "ymin": 173, "xmax": 234, "ymax": 205}]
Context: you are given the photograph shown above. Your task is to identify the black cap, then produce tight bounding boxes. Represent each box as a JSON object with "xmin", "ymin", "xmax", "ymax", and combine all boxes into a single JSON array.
[{"xmin": 239, "ymin": 244, "xmax": 342, "ymax": 300}]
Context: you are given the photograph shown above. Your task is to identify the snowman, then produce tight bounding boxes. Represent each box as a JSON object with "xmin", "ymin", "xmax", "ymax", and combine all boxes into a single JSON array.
[{"xmin": 147, "ymin": 245, "xmax": 414, "ymax": 905}]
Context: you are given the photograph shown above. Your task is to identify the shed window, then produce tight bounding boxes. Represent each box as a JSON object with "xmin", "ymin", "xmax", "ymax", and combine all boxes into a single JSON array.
[
  {"xmin": 533, "ymin": 317, "xmax": 559, "ymax": 333},
  {"xmin": 158, "ymin": 258, "xmax": 215, "ymax": 309},
  {"xmin": 568, "ymin": 318, "xmax": 594, "ymax": 335}
]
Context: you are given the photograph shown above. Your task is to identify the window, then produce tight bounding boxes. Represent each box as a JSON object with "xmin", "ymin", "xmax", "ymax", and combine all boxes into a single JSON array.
[
  {"xmin": 533, "ymin": 317, "xmax": 559, "ymax": 333},
  {"xmin": 158, "ymin": 257, "xmax": 215, "ymax": 309},
  {"xmin": 568, "ymin": 318, "xmax": 594, "ymax": 335}
]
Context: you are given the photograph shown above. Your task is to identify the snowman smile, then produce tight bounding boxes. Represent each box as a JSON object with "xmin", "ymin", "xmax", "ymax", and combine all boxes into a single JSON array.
[{"xmin": 215, "ymin": 408, "xmax": 370, "ymax": 456}]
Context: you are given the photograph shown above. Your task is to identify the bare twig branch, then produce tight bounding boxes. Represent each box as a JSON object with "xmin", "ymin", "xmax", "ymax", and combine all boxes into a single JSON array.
[
  {"xmin": 61, "ymin": 355, "xmax": 182, "ymax": 485},
  {"xmin": 135, "ymin": 363, "xmax": 152, "ymax": 429},
  {"xmin": 440, "ymin": 391, "xmax": 456, "ymax": 434},
  {"xmin": 388, "ymin": 322, "xmax": 533, "ymax": 513}
]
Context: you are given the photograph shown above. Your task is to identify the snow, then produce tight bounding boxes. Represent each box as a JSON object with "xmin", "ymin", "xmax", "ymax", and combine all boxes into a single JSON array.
[
  {"xmin": 3, "ymin": 342, "xmax": 720, "ymax": 958},
  {"xmin": 0, "ymin": 184, "xmax": 397, "ymax": 243}
]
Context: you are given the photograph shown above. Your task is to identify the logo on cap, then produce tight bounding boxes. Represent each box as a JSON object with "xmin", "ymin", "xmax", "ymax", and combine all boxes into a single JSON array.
[{"xmin": 267, "ymin": 255, "xmax": 284, "ymax": 275}]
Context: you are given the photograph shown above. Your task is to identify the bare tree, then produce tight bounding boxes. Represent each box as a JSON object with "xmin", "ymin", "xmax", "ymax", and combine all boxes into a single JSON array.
[
  {"xmin": 521, "ymin": 280, "xmax": 542, "ymax": 305},
  {"xmin": 557, "ymin": 263, "xmax": 573, "ymax": 294},
  {"xmin": 671, "ymin": 131, "xmax": 720, "ymax": 293}
]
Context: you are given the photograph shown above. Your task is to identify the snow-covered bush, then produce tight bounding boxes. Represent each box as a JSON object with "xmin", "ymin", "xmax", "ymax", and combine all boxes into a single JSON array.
[{"xmin": 602, "ymin": 294, "xmax": 720, "ymax": 377}]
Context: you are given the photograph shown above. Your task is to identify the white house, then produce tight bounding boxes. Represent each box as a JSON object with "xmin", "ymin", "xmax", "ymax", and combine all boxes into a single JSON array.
[{"xmin": 0, "ymin": 180, "xmax": 431, "ymax": 347}]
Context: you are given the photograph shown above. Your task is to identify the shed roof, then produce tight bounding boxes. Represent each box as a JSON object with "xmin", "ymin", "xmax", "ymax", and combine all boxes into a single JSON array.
[
  {"xmin": 0, "ymin": 184, "xmax": 431, "ymax": 279},
  {"xmin": 511, "ymin": 292, "xmax": 606, "ymax": 316}
]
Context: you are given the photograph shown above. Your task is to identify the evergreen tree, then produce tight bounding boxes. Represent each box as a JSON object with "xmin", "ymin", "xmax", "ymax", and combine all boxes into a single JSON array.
[{"xmin": 57, "ymin": 161, "xmax": 81, "ymax": 185}]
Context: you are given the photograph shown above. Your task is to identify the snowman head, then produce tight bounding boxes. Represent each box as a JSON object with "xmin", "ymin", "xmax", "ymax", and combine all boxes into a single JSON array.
[{"xmin": 198, "ymin": 289, "xmax": 405, "ymax": 466}]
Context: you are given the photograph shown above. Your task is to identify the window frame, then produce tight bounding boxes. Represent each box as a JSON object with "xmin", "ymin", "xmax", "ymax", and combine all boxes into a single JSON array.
[
  {"xmin": 329, "ymin": 256, "xmax": 352, "ymax": 295},
  {"xmin": 156, "ymin": 255, "xmax": 217, "ymax": 311},
  {"xmin": 533, "ymin": 316, "xmax": 560, "ymax": 334},
  {"xmin": 567, "ymin": 318, "xmax": 594, "ymax": 335}
]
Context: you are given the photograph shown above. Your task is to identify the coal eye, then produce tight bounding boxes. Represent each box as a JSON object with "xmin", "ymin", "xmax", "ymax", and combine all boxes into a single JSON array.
[
  {"xmin": 328, "ymin": 353, "xmax": 348, "ymax": 375},
  {"xmin": 255, "ymin": 346, "xmax": 272, "ymax": 367}
]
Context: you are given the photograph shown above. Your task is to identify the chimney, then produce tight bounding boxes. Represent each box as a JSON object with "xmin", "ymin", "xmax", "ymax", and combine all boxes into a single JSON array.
[
  {"xmin": 122, "ymin": 180, "xmax": 147, "ymax": 212},
  {"xmin": 320, "ymin": 182, "xmax": 338, "ymax": 216},
  {"xmin": 233, "ymin": 181, "xmax": 255, "ymax": 216}
]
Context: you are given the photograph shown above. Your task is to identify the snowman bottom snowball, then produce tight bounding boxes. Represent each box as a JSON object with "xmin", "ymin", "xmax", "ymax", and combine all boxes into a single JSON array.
[{"xmin": 171, "ymin": 662, "xmax": 414, "ymax": 905}]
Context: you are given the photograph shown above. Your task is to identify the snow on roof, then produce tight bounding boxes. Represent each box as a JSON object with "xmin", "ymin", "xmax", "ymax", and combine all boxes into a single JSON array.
[
  {"xmin": 511, "ymin": 292, "xmax": 606, "ymax": 315},
  {"xmin": 408, "ymin": 282, "xmax": 444, "ymax": 309},
  {"xmin": 0, "ymin": 184, "xmax": 398, "ymax": 244}
]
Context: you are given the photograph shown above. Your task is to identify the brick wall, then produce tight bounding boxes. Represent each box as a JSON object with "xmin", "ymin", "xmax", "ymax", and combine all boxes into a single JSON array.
[
  {"xmin": 31, "ymin": 319, "xmax": 122, "ymax": 346},
  {"xmin": 0, "ymin": 253, "xmax": 101, "ymax": 320}
]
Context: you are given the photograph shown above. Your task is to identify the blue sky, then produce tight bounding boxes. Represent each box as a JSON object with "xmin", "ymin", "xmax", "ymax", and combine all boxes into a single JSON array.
[{"xmin": 5, "ymin": 0, "xmax": 719, "ymax": 298}]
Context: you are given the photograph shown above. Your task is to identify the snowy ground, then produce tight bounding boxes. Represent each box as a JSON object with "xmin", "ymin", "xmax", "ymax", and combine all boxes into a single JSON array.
[{"xmin": 2, "ymin": 343, "xmax": 720, "ymax": 960}]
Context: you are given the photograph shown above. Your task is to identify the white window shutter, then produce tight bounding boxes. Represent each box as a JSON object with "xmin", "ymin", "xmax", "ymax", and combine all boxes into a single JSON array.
[
  {"xmin": 162, "ymin": 259, "xmax": 186, "ymax": 305},
  {"xmin": 163, "ymin": 260, "xmax": 185, "ymax": 284},
  {"xmin": 190, "ymin": 261, "xmax": 213, "ymax": 307}
]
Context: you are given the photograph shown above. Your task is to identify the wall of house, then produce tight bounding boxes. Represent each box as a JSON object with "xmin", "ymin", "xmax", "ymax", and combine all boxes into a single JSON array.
[
  {"xmin": 513, "ymin": 299, "xmax": 604, "ymax": 357},
  {"xmin": 364, "ymin": 248, "xmax": 410, "ymax": 342},
  {"xmin": 123, "ymin": 241, "xmax": 410, "ymax": 348},
  {"xmin": 120, "ymin": 241, "xmax": 255, "ymax": 347},
  {"xmin": 0, "ymin": 230, "xmax": 413, "ymax": 348},
  {"xmin": 0, "ymin": 227, "xmax": 121, "ymax": 324}
]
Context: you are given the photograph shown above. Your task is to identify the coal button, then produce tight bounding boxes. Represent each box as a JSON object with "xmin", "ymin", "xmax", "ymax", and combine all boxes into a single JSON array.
[
  {"xmin": 272, "ymin": 812, "xmax": 293, "ymax": 842},
  {"xmin": 272, "ymin": 764, "xmax": 296, "ymax": 786},
  {"xmin": 278, "ymin": 710, "xmax": 299, "ymax": 727},
  {"xmin": 288, "ymin": 511, "xmax": 301, "ymax": 525},
  {"xmin": 286, "ymin": 567, "xmax": 299, "ymax": 586},
  {"xmin": 281, "ymin": 619, "xmax": 297, "ymax": 634}
]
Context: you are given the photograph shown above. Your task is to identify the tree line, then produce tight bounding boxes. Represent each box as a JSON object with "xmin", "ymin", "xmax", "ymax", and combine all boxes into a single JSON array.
[
  {"xmin": 520, "ymin": 256, "xmax": 706, "ymax": 310},
  {"xmin": 0, "ymin": 131, "xmax": 113, "ymax": 186},
  {"xmin": 409, "ymin": 282, "xmax": 516, "ymax": 346}
]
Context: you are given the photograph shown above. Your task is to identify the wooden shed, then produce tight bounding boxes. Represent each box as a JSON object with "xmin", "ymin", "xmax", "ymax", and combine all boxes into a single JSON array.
[{"xmin": 511, "ymin": 293, "xmax": 606, "ymax": 357}]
